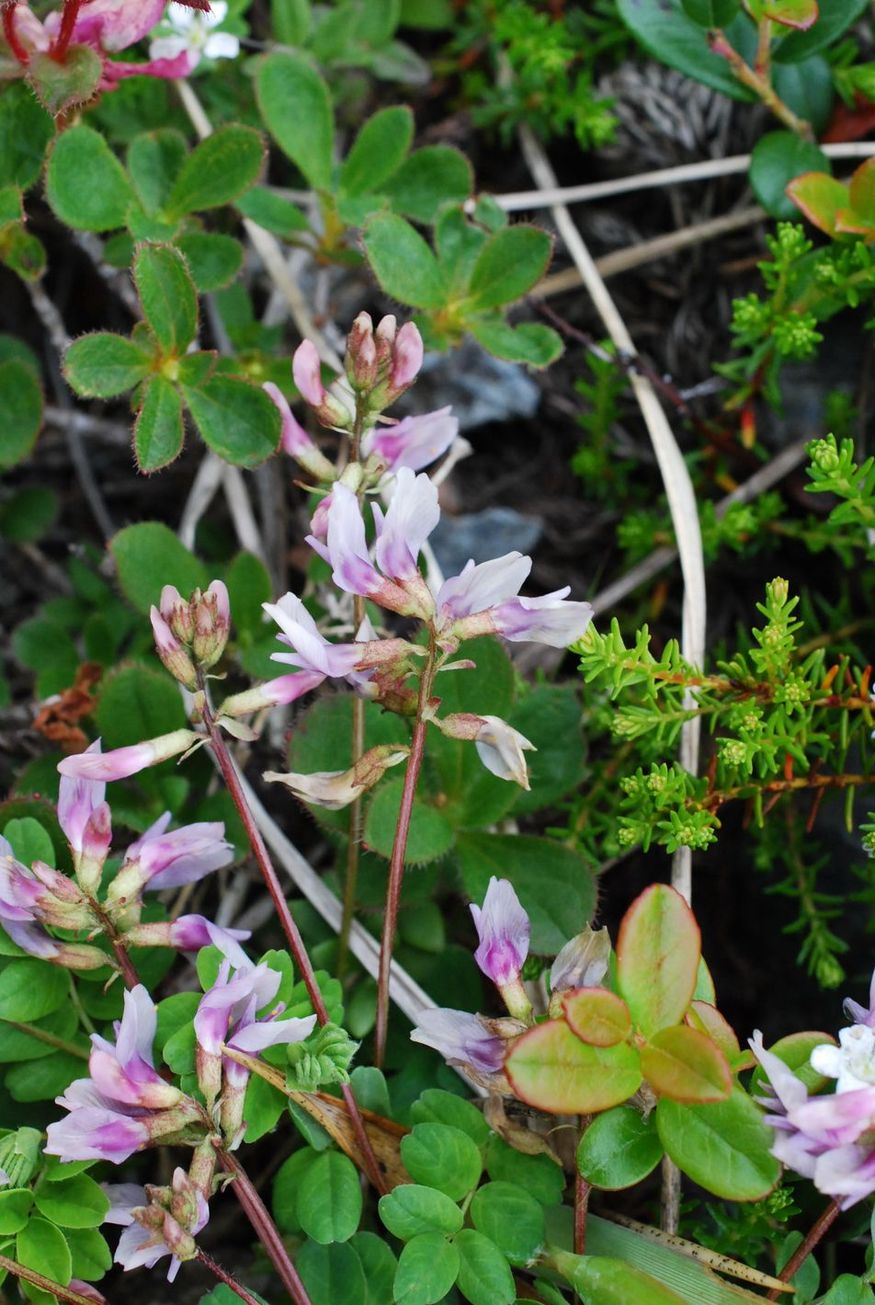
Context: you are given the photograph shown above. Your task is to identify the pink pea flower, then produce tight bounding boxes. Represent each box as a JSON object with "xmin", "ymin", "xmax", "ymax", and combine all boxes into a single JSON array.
[
  {"xmin": 389, "ymin": 321, "xmax": 424, "ymax": 393},
  {"xmin": 264, "ymin": 592, "xmax": 365, "ymax": 680},
  {"xmin": 122, "ymin": 915, "xmax": 251, "ymax": 971},
  {"xmin": 89, "ymin": 986, "xmax": 185, "ymax": 1111},
  {"xmin": 436, "ymin": 552, "xmax": 593, "ymax": 649},
  {"xmin": 470, "ymin": 876, "xmax": 530, "ymax": 988},
  {"xmin": 293, "ymin": 339, "xmax": 326, "ymax": 407},
  {"xmin": 57, "ymin": 741, "xmax": 108, "ymax": 854},
  {"xmin": 127, "ymin": 818, "xmax": 233, "ymax": 891},
  {"xmin": 105, "ymin": 1169, "xmax": 209, "ymax": 1282},
  {"xmin": 410, "ymin": 1008, "xmax": 505, "ymax": 1077},
  {"xmin": 0, "ymin": 837, "xmax": 104, "ymax": 967},
  {"xmin": 362, "ymin": 406, "xmax": 459, "ymax": 475},
  {"xmin": 57, "ymin": 730, "xmax": 200, "ymax": 783},
  {"xmin": 263, "ymin": 382, "xmax": 337, "ymax": 482}
]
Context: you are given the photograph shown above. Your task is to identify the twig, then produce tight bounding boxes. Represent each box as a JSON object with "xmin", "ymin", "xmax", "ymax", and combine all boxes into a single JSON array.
[
  {"xmin": 5, "ymin": 1020, "xmax": 87, "ymax": 1059},
  {"xmin": 179, "ymin": 453, "xmax": 226, "ymax": 550},
  {"xmin": 197, "ymin": 1250, "xmax": 264, "ymax": 1305},
  {"xmin": 484, "ymin": 142, "xmax": 875, "ymax": 213},
  {"xmin": 217, "ymin": 1148, "xmax": 313, "ymax": 1305},
  {"xmin": 0, "ymin": 1254, "xmax": 102, "ymax": 1305},
  {"xmin": 767, "ymin": 1200, "xmax": 840, "ymax": 1300}
]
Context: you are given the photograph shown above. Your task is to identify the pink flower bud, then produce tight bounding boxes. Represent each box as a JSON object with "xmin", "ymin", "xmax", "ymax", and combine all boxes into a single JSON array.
[
  {"xmin": 345, "ymin": 312, "xmax": 378, "ymax": 391},
  {"xmin": 264, "ymin": 743, "xmax": 409, "ymax": 809},
  {"xmin": 191, "ymin": 580, "xmax": 230, "ymax": 668},
  {"xmin": 57, "ymin": 730, "xmax": 200, "ymax": 782},
  {"xmin": 292, "ymin": 339, "xmax": 326, "ymax": 407},
  {"xmin": 159, "ymin": 585, "xmax": 195, "ymax": 644},
  {"xmin": 389, "ymin": 321, "xmax": 423, "ymax": 392},
  {"xmin": 150, "ymin": 607, "xmax": 198, "ymax": 689},
  {"xmin": 263, "ymin": 382, "xmax": 337, "ymax": 482},
  {"xmin": 375, "ymin": 314, "xmax": 397, "ymax": 364}
]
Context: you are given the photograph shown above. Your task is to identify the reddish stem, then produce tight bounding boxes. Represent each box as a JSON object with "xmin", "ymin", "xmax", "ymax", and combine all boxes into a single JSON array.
[
  {"xmin": 2, "ymin": 6, "xmax": 31, "ymax": 65},
  {"xmin": 218, "ymin": 1149, "xmax": 313, "ymax": 1305},
  {"xmin": 374, "ymin": 642, "xmax": 435, "ymax": 1068},
  {"xmin": 49, "ymin": 0, "xmax": 82, "ymax": 59},
  {"xmin": 197, "ymin": 1249, "xmax": 264, "ymax": 1305},
  {"xmin": 202, "ymin": 696, "xmax": 386, "ymax": 1194},
  {"xmin": 767, "ymin": 1200, "xmax": 840, "ymax": 1301},
  {"xmin": 574, "ymin": 1169, "xmax": 590, "ymax": 1256}
]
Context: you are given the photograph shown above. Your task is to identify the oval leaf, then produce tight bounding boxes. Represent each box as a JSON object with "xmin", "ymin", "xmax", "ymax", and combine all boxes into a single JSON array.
[
  {"xmin": 256, "ymin": 52, "xmax": 334, "ymax": 189},
  {"xmin": 577, "ymin": 1105, "xmax": 663, "ymax": 1190},
  {"xmin": 46, "ymin": 125, "xmax": 133, "ymax": 232},
  {"xmin": 640, "ymin": 1025, "xmax": 732, "ymax": 1103},
  {"xmin": 133, "ymin": 244, "xmax": 198, "ymax": 357},
  {"xmin": 134, "ymin": 375, "xmax": 185, "ymax": 473},
  {"xmin": 297, "ymin": 1150, "xmax": 362, "ymax": 1244},
  {"xmin": 64, "ymin": 333, "xmax": 152, "ymax": 400},
  {"xmin": 656, "ymin": 1089, "xmax": 781, "ymax": 1200},
  {"xmin": 563, "ymin": 987, "xmax": 633, "ymax": 1047},
  {"xmin": 750, "ymin": 131, "xmax": 830, "ymax": 220},
  {"xmin": 685, "ymin": 1001, "xmax": 743, "ymax": 1065},
  {"xmin": 616, "ymin": 884, "xmax": 700, "ymax": 1037},
  {"xmin": 0, "ymin": 358, "xmax": 42, "ymax": 469},
  {"xmin": 786, "ymin": 170, "xmax": 847, "ymax": 236},
  {"xmin": 467, "ymin": 224, "xmax": 552, "ymax": 309},
  {"xmin": 362, "ymin": 212, "xmax": 446, "ymax": 309},
  {"xmin": 340, "ymin": 106, "xmax": 413, "ymax": 196},
  {"xmin": 505, "ymin": 1019, "xmax": 642, "ymax": 1114},
  {"xmin": 164, "ymin": 125, "xmax": 265, "ymax": 219},
  {"xmin": 183, "ymin": 375, "xmax": 282, "ymax": 467}
]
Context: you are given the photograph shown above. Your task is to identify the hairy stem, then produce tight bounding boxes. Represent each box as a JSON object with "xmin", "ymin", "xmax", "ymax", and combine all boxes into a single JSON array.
[
  {"xmin": 0, "ymin": 1253, "xmax": 98, "ymax": 1305},
  {"xmin": 767, "ymin": 1200, "xmax": 840, "ymax": 1300},
  {"xmin": 201, "ymin": 691, "xmax": 385, "ymax": 1193},
  {"xmin": 198, "ymin": 1249, "xmax": 265, "ymax": 1305},
  {"xmin": 374, "ymin": 638, "xmax": 436, "ymax": 1068},
  {"xmin": 218, "ymin": 1149, "xmax": 313, "ymax": 1305}
]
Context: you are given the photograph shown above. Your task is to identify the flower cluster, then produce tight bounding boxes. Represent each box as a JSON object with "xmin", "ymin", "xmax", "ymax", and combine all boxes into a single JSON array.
[{"xmin": 750, "ymin": 969, "xmax": 875, "ymax": 1208}]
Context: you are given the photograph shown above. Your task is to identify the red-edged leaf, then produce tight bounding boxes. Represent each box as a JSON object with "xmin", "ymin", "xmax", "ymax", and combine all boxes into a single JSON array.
[
  {"xmin": 786, "ymin": 171, "xmax": 848, "ymax": 236},
  {"xmin": 615, "ymin": 885, "xmax": 700, "ymax": 1037},
  {"xmin": 762, "ymin": 0, "xmax": 818, "ymax": 29},
  {"xmin": 685, "ymin": 1001, "xmax": 743, "ymax": 1065},
  {"xmin": 848, "ymin": 158, "xmax": 875, "ymax": 222},
  {"xmin": 505, "ymin": 1019, "xmax": 641, "ymax": 1114},
  {"xmin": 562, "ymin": 988, "xmax": 632, "ymax": 1048},
  {"xmin": 834, "ymin": 209, "xmax": 875, "ymax": 239},
  {"xmin": 640, "ymin": 1026, "xmax": 732, "ymax": 1103}
]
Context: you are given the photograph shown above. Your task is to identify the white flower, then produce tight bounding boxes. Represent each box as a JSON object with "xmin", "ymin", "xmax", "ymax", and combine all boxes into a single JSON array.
[
  {"xmin": 149, "ymin": 1, "xmax": 239, "ymax": 69},
  {"xmin": 810, "ymin": 1024, "xmax": 875, "ymax": 1094}
]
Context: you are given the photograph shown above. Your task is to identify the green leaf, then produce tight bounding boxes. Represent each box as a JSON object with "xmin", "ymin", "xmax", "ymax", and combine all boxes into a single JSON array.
[
  {"xmin": 773, "ymin": 0, "xmax": 868, "ymax": 61},
  {"xmin": 469, "ymin": 1182, "xmax": 544, "ymax": 1267},
  {"xmin": 616, "ymin": 0, "xmax": 751, "ymax": 99},
  {"xmin": 563, "ymin": 988, "xmax": 633, "ymax": 1047},
  {"xmin": 640, "ymin": 1026, "xmax": 732, "ymax": 1103},
  {"xmin": 468, "ymin": 317, "xmax": 563, "ymax": 368},
  {"xmin": 456, "ymin": 833, "xmax": 596, "ymax": 954},
  {"xmin": 95, "ymin": 664, "xmax": 187, "ymax": 749},
  {"xmin": 679, "ymin": 0, "xmax": 739, "ymax": 22},
  {"xmin": 29, "ymin": 44, "xmax": 102, "ymax": 116},
  {"xmin": 134, "ymin": 375, "xmax": 185, "ymax": 473},
  {"xmin": 760, "ymin": 0, "xmax": 817, "ymax": 29},
  {"xmin": 256, "ymin": 53, "xmax": 334, "ymax": 189},
  {"xmin": 33, "ymin": 1174, "xmax": 109, "ymax": 1229},
  {"xmin": 362, "ymin": 213, "xmax": 446, "ymax": 309},
  {"xmin": 772, "ymin": 55, "xmax": 834, "ymax": 134},
  {"xmin": 0, "ymin": 85, "xmax": 53, "ymax": 190},
  {"xmin": 0, "ymin": 185, "xmax": 22, "ymax": 227},
  {"xmin": 577, "ymin": 1105, "xmax": 663, "ymax": 1190},
  {"xmin": 505, "ymin": 1020, "xmax": 642, "ymax": 1113},
  {"xmin": 382, "ymin": 146, "xmax": 472, "ymax": 224},
  {"xmin": 364, "ymin": 780, "xmax": 455, "ymax": 865},
  {"xmin": 297, "ymin": 1151, "xmax": 362, "ymax": 1244},
  {"xmin": 64, "ymin": 333, "xmax": 152, "ymax": 399},
  {"xmin": 242, "ymin": 1071, "xmax": 286, "ymax": 1143},
  {"xmin": 0, "ymin": 220, "xmax": 46, "ymax": 282},
  {"xmin": 164, "ymin": 126, "xmax": 265, "ymax": 219},
  {"xmin": 409, "ymin": 1088, "xmax": 491, "ymax": 1145},
  {"xmin": 786, "ymin": 170, "xmax": 847, "ymax": 237},
  {"xmin": 509, "ymin": 684, "xmax": 585, "ymax": 814},
  {"xmin": 64, "ymin": 1227, "xmax": 112, "ymax": 1282},
  {"xmin": 176, "ymin": 233, "xmax": 243, "ymax": 292},
  {"xmin": 454, "ymin": 1228, "xmax": 515, "ymax": 1305},
  {"xmin": 0, "ymin": 1189, "xmax": 33, "ymax": 1235},
  {"xmin": 17, "ymin": 1217, "xmax": 72, "ymax": 1287},
  {"xmin": 467, "ymin": 225, "xmax": 552, "ymax": 309},
  {"xmin": 236, "ymin": 187, "xmax": 309, "ymax": 236},
  {"xmin": 183, "ymin": 375, "xmax": 281, "ymax": 467},
  {"xmin": 616, "ymin": 884, "xmax": 700, "ymax": 1036},
  {"xmin": 270, "ymin": 0, "xmax": 311, "ymax": 44},
  {"xmin": 127, "ymin": 129, "xmax": 187, "ymax": 216},
  {"xmin": 110, "ymin": 521, "xmax": 207, "ymax": 614},
  {"xmin": 656, "ymin": 1089, "xmax": 781, "ymax": 1200},
  {"xmin": 352, "ymin": 1231, "xmax": 397, "ymax": 1305},
  {"xmin": 0, "ymin": 1005, "xmax": 78, "ymax": 1063},
  {"xmin": 484, "ymin": 1137, "xmax": 565, "ymax": 1205},
  {"xmin": 379, "ymin": 1185, "xmax": 464, "ymax": 1242},
  {"xmin": 400, "ymin": 1123, "xmax": 482, "ymax": 1200},
  {"xmin": 296, "ymin": 1240, "xmax": 368, "ymax": 1305},
  {"xmin": 133, "ymin": 244, "xmax": 198, "ymax": 356},
  {"xmin": 0, "ymin": 359, "xmax": 42, "ymax": 469},
  {"xmin": 553, "ymin": 1250, "xmax": 689, "ymax": 1305},
  {"xmin": 0, "ymin": 959, "xmax": 69, "ymax": 1022},
  {"xmin": 272, "ymin": 1148, "xmax": 320, "ymax": 1233},
  {"xmin": 394, "ymin": 1233, "xmax": 459, "ymax": 1305},
  {"xmin": 45, "ymin": 126, "xmax": 134, "ymax": 232},
  {"xmin": 749, "ymin": 131, "xmax": 830, "ymax": 220},
  {"xmin": 2, "ymin": 816, "xmax": 54, "ymax": 867},
  {"xmin": 225, "ymin": 552, "xmax": 272, "ymax": 637},
  {"xmin": 340, "ymin": 107, "xmax": 413, "ymax": 197},
  {"xmin": 0, "ymin": 486, "xmax": 57, "ymax": 544}
]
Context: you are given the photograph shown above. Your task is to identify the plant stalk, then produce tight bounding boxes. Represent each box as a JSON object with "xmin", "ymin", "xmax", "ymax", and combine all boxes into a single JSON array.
[
  {"xmin": 6, "ymin": 1020, "xmax": 88, "ymax": 1059},
  {"xmin": 2, "ymin": 6, "xmax": 30, "ymax": 64},
  {"xmin": 51, "ymin": 0, "xmax": 83, "ymax": 58},
  {"xmin": 374, "ymin": 638, "xmax": 436, "ymax": 1068},
  {"xmin": 710, "ymin": 28, "xmax": 813, "ymax": 138},
  {"xmin": 218, "ymin": 1148, "xmax": 314, "ymax": 1305},
  {"xmin": 0, "ymin": 1254, "xmax": 99, "ymax": 1305},
  {"xmin": 198, "ymin": 1249, "xmax": 265, "ymax": 1305},
  {"xmin": 767, "ymin": 1200, "xmax": 840, "ymax": 1301}
]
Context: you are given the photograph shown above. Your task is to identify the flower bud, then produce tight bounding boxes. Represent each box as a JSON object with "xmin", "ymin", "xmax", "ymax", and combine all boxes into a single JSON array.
[
  {"xmin": 191, "ymin": 581, "xmax": 230, "ymax": 668},
  {"xmin": 263, "ymin": 383, "xmax": 337, "ymax": 482},
  {"xmin": 150, "ymin": 607, "xmax": 198, "ymax": 689},
  {"xmin": 58, "ymin": 730, "xmax": 201, "ymax": 782},
  {"xmin": 159, "ymin": 585, "xmax": 195, "ymax": 645},
  {"xmin": 374, "ymin": 314, "xmax": 397, "ymax": 364},
  {"xmin": 293, "ymin": 338, "xmax": 326, "ymax": 407},
  {"xmin": 389, "ymin": 321, "xmax": 423, "ymax": 393},
  {"xmin": 76, "ymin": 802, "xmax": 113, "ymax": 895},
  {"xmin": 345, "ymin": 312, "xmax": 378, "ymax": 391},
  {"xmin": 263, "ymin": 743, "xmax": 409, "ymax": 809}
]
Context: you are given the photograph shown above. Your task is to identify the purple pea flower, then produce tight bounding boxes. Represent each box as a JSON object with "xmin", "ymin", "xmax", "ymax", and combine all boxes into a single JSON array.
[
  {"xmin": 128, "ymin": 817, "xmax": 233, "ymax": 890},
  {"xmin": 0, "ymin": 837, "xmax": 103, "ymax": 967},
  {"xmin": 57, "ymin": 741, "xmax": 107, "ymax": 854},
  {"xmin": 470, "ymin": 876, "xmax": 530, "ymax": 988},
  {"xmin": 435, "ymin": 552, "xmax": 593, "ymax": 649},
  {"xmin": 263, "ymin": 382, "xmax": 337, "ymax": 482},
  {"xmin": 105, "ymin": 1169, "xmax": 209, "ymax": 1282},
  {"xmin": 362, "ymin": 406, "xmax": 459, "ymax": 474},
  {"xmin": 264, "ymin": 592, "xmax": 365, "ymax": 681},
  {"xmin": 410, "ymin": 1008, "xmax": 505, "ymax": 1077},
  {"xmin": 57, "ymin": 730, "xmax": 200, "ymax": 783},
  {"xmin": 124, "ymin": 915, "xmax": 251, "ymax": 970}
]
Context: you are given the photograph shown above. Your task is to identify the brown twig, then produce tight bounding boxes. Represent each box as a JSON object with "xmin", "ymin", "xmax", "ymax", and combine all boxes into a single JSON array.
[
  {"xmin": 767, "ymin": 1200, "xmax": 840, "ymax": 1300},
  {"xmin": 0, "ymin": 1254, "xmax": 100, "ymax": 1305},
  {"xmin": 217, "ymin": 1148, "xmax": 313, "ymax": 1305},
  {"xmin": 197, "ymin": 1249, "xmax": 266, "ymax": 1305}
]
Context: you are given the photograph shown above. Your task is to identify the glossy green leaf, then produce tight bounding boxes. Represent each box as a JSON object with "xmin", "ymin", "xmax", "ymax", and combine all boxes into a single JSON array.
[
  {"xmin": 409, "ymin": 1088, "xmax": 491, "ymax": 1144},
  {"xmin": 772, "ymin": 55, "xmax": 833, "ymax": 134},
  {"xmin": 506, "ymin": 1019, "xmax": 641, "ymax": 1113},
  {"xmin": 242, "ymin": 1071, "xmax": 285, "ymax": 1143},
  {"xmin": 164, "ymin": 125, "xmax": 265, "ymax": 218},
  {"xmin": 64, "ymin": 1226, "xmax": 112, "ymax": 1283},
  {"xmin": 3, "ymin": 817, "xmax": 54, "ymax": 868},
  {"xmin": 127, "ymin": 129, "xmax": 187, "ymax": 216},
  {"xmin": 0, "ymin": 1005, "xmax": 79, "ymax": 1063},
  {"xmin": 17, "ymin": 1217, "xmax": 72, "ymax": 1287},
  {"xmin": 786, "ymin": 170, "xmax": 847, "ymax": 237},
  {"xmin": 454, "ymin": 1228, "xmax": 515, "ymax": 1305},
  {"xmin": 362, "ymin": 213, "xmax": 446, "ymax": 309},
  {"xmin": 773, "ymin": 0, "xmax": 867, "ymax": 61},
  {"xmin": 33, "ymin": 1174, "xmax": 109, "ymax": 1229},
  {"xmin": 134, "ymin": 375, "xmax": 185, "ymax": 473},
  {"xmin": 0, "ymin": 1189, "xmax": 33, "ymax": 1235},
  {"xmin": 394, "ymin": 1233, "xmax": 459, "ymax": 1305},
  {"xmin": 400, "ymin": 1123, "xmax": 482, "ymax": 1200},
  {"xmin": 467, "ymin": 225, "xmax": 552, "ymax": 309},
  {"xmin": 469, "ymin": 1182, "xmax": 545, "ymax": 1266},
  {"xmin": 641, "ymin": 1025, "xmax": 731, "ymax": 1102},
  {"xmin": 484, "ymin": 1136, "xmax": 565, "ymax": 1205},
  {"xmin": 656, "ymin": 1089, "xmax": 781, "ymax": 1199},
  {"xmin": 378, "ymin": 1185, "xmax": 463, "ymax": 1241},
  {"xmin": 0, "ymin": 85, "xmax": 53, "ymax": 190},
  {"xmin": 46, "ymin": 126, "xmax": 134, "ymax": 231},
  {"xmin": 7, "ymin": 1048, "xmax": 86, "ymax": 1101},
  {"xmin": 563, "ymin": 988, "xmax": 633, "ymax": 1047},
  {"xmin": 272, "ymin": 1148, "xmax": 320, "ymax": 1233},
  {"xmin": 749, "ymin": 131, "xmax": 829, "ymax": 220},
  {"xmin": 749, "ymin": 1030, "xmax": 836, "ymax": 1095},
  {"xmin": 0, "ymin": 359, "xmax": 42, "ymax": 469},
  {"xmin": 297, "ymin": 1151, "xmax": 362, "ymax": 1244},
  {"xmin": 468, "ymin": 317, "xmax": 563, "ymax": 368},
  {"xmin": 340, "ymin": 106, "xmax": 413, "ymax": 196},
  {"xmin": 578, "ymin": 1105, "xmax": 663, "ymax": 1190},
  {"xmin": 617, "ymin": 0, "xmax": 750, "ymax": 99},
  {"xmin": 133, "ymin": 244, "xmax": 198, "ymax": 356},
  {"xmin": 616, "ymin": 884, "xmax": 700, "ymax": 1036},
  {"xmin": 297, "ymin": 1240, "xmax": 368, "ymax": 1305},
  {"xmin": 685, "ymin": 1002, "xmax": 743, "ymax": 1065},
  {"xmin": 761, "ymin": 0, "xmax": 817, "ymax": 28},
  {"xmin": 256, "ymin": 53, "xmax": 334, "ymax": 189},
  {"xmin": 183, "ymin": 375, "xmax": 282, "ymax": 467},
  {"xmin": 110, "ymin": 521, "xmax": 207, "ymax": 614},
  {"xmin": 679, "ymin": 0, "xmax": 739, "ymax": 22},
  {"xmin": 64, "ymin": 333, "xmax": 152, "ymax": 399},
  {"xmin": 0, "ymin": 959, "xmax": 69, "ymax": 1021},
  {"xmin": 352, "ymin": 1231, "xmax": 396, "ymax": 1305},
  {"xmin": 382, "ymin": 145, "xmax": 472, "ymax": 223}
]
